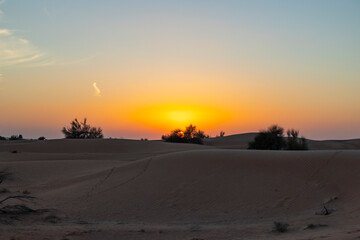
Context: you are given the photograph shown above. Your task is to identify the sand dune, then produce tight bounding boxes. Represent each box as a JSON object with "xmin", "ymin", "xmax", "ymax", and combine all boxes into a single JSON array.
[
  {"xmin": 0, "ymin": 138, "xmax": 209, "ymax": 153},
  {"xmin": 1, "ymin": 139, "xmax": 360, "ymax": 239},
  {"xmin": 307, "ymin": 138, "xmax": 360, "ymax": 150},
  {"xmin": 204, "ymin": 133, "xmax": 258, "ymax": 149},
  {"xmin": 205, "ymin": 133, "xmax": 360, "ymax": 150}
]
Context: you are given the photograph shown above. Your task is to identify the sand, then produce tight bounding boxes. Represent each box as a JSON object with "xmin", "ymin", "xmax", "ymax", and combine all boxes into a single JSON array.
[{"xmin": 0, "ymin": 136, "xmax": 360, "ymax": 239}]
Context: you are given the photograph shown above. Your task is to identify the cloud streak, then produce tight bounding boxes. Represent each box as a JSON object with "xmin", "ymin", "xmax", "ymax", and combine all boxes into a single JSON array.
[
  {"xmin": 93, "ymin": 82, "xmax": 101, "ymax": 97},
  {"xmin": 0, "ymin": 2, "xmax": 97, "ymax": 69},
  {"xmin": 0, "ymin": 28, "xmax": 46, "ymax": 66},
  {"xmin": 0, "ymin": 29, "xmax": 10, "ymax": 35}
]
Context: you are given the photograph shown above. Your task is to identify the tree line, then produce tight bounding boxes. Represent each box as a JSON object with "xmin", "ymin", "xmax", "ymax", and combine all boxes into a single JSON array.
[{"xmin": 1, "ymin": 118, "xmax": 308, "ymax": 150}]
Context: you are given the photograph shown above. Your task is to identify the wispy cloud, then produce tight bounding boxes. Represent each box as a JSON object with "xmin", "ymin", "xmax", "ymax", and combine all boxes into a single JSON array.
[
  {"xmin": 93, "ymin": 82, "xmax": 101, "ymax": 97},
  {"xmin": 0, "ymin": 1, "xmax": 47, "ymax": 67},
  {"xmin": 0, "ymin": 2, "xmax": 96, "ymax": 70},
  {"xmin": 0, "ymin": 28, "xmax": 46, "ymax": 66},
  {"xmin": 0, "ymin": 29, "xmax": 10, "ymax": 35}
]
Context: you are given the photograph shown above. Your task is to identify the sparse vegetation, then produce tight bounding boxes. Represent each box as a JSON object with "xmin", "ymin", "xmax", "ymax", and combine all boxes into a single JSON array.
[
  {"xmin": 9, "ymin": 134, "xmax": 23, "ymax": 141},
  {"xmin": 248, "ymin": 125, "xmax": 308, "ymax": 150},
  {"xmin": 303, "ymin": 223, "xmax": 328, "ymax": 230},
  {"xmin": 43, "ymin": 214, "xmax": 62, "ymax": 224},
  {"xmin": 0, "ymin": 169, "xmax": 41, "ymax": 217},
  {"xmin": 274, "ymin": 221, "xmax": 289, "ymax": 232},
  {"xmin": 62, "ymin": 118, "xmax": 103, "ymax": 139},
  {"xmin": 140, "ymin": 138, "xmax": 148, "ymax": 141},
  {"xmin": 286, "ymin": 129, "xmax": 308, "ymax": 150},
  {"xmin": 22, "ymin": 190, "xmax": 31, "ymax": 195},
  {"xmin": 0, "ymin": 136, "xmax": 6, "ymax": 140},
  {"xmin": 219, "ymin": 131, "xmax": 225, "ymax": 137},
  {"xmin": 38, "ymin": 136, "xmax": 46, "ymax": 141},
  {"xmin": 315, "ymin": 205, "xmax": 334, "ymax": 215},
  {"xmin": 162, "ymin": 124, "xmax": 209, "ymax": 145},
  {"xmin": 248, "ymin": 125, "xmax": 285, "ymax": 150}
]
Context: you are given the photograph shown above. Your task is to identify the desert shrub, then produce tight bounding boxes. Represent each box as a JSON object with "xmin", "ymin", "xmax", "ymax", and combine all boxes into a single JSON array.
[
  {"xmin": 286, "ymin": 129, "xmax": 308, "ymax": 150},
  {"xmin": 219, "ymin": 131, "xmax": 225, "ymax": 137},
  {"xmin": 162, "ymin": 129, "xmax": 188, "ymax": 143},
  {"xmin": 248, "ymin": 125, "xmax": 285, "ymax": 150},
  {"xmin": 274, "ymin": 221, "xmax": 289, "ymax": 232},
  {"xmin": 38, "ymin": 136, "xmax": 46, "ymax": 141},
  {"xmin": 9, "ymin": 135, "xmax": 23, "ymax": 141},
  {"xmin": 0, "ymin": 136, "xmax": 6, "ymax": 140},
  {"xmin": 62, "ymin": 118, "xmax": 103, "ymax": 139},
  {"xmin": 162, "ymin": 124, "xmax": 208, "ymax": 144},
  {"xmin": 0, "ymin": 169, "xmax": 43, "ymax": 219},
  {"xmin": 22, "ymin": 190, "xmax": 31, "ymax": 195},
  {"xmin": 249, "ymin": 125, "xmax": 308, "ymax": 150},
  {"xmin": 140, "ymin": 138, "xmax": 148, "ymax": 141}
]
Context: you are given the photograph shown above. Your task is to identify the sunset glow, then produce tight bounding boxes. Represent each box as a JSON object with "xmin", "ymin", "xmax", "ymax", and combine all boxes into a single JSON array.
[
  {"xmin": 0, "ymin": 1, "xmax": 359, "ymax": 140},
  {"xmin": 131, "ymin": 104, "xmax": 230, "ymax": 132}
]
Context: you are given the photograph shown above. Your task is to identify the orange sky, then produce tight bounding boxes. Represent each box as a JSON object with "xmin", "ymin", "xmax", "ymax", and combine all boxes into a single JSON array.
[{"xmin": 0, "ymin": 1, "xmax": 360, "ymax": 139}]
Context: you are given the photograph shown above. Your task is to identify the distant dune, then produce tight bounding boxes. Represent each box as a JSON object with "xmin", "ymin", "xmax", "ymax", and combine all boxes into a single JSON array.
[
  {"xmin": 204, "ymin": 133, "xmax": 258, "ymax": 149},
  {"xmin": 205, "ymin": 133, "xmax": 360, "ymax": 150},
  {"xmin": 1, "ymin": 138, "xmax": 360, "ymax": 239}
]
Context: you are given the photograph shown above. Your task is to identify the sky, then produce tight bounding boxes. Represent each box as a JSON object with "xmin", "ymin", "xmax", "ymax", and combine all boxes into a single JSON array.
[{"xmin": 0, "ymin": 0, "xmax": 359, "ymax": 140}]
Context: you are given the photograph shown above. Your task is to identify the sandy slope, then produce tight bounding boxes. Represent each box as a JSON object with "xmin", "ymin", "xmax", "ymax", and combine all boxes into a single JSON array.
[
  {"xmin": 1, "ymin": 139, "xmax": 360, "ymax": 239},
  {"xmin": 204, "ymin": 133, "xmax": 258, "ymax": 149},
  {"xmin": 206, "ymin": 133, "xmax": 360, "ymax": 150}
]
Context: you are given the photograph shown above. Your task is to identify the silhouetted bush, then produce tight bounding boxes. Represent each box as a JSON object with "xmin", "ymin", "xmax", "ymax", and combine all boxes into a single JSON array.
[
  {"xmin": 286, "ymin": 129, "xmax": 308, "ymax": 150},
  {"xmin": 248, "ymin": 125, "xmax": 308, "ymax": 150},
  {"xmin": 219, "ymin": 131, "xmax": 225, "ymax": 137},
  {"xmin": 62, "ymin": 118, "xmax": 103, "ymax": 139},
  {"xmin": 38, "ymin": 136, "xmax": 46, "ymax": 141},
  {"xmin": 162, "ymin": 129, "xmax": 187, "ymax": 143},
  {"xmin": 162, "ymin": 124, "xmax": 208, "ymax": 144},
  {"xmin": 0, "ymin": 136, "xmax": 6, "ymax": 140},
  {"xmin": 248, "ymin": 125, "xmax": 285, "ymax": 150},
  {"xmin": 9, "ymin": 135, "xmax": 23, "ymax": 141}
]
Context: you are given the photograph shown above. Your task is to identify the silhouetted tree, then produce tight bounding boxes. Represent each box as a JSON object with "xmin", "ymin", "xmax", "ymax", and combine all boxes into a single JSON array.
[
  {"xmin": 219, "ymin": 131, "xmax": 225, "ymax": 137},
  {"xmin": 184, "ymin": 124, "xmax": 197, "ymax": 139},
  {"xmin": 286, "ymin": 129, "xmax": 308, "ymax": 150},
  {"xmin": 162, "ymin": 129, "xmax": 187, "ymax": 143},
  {"xmin": 248, "ymin": 125, "xmax": 285, "ymax": 150},
  {"xmin": 62, "ymin": 118, "xmax": 103, "ymax": 139},
  {"xmin": 9, "ymin": 135, "xmax": 23, "ymax": 141},
  {"xmin": 0, "ymin": 136, "xmax": 6, "ymax": 140},
  {"xmin": 162, "ymin": 124, "xmax": 208, "ymax": 144},
  {"xmin": 248, "ymin": 125, "xmax": 308, "ymax": 150},
  {"xmin": 38, "ymin": 136, "xmax": 46, "ymax": 141}
]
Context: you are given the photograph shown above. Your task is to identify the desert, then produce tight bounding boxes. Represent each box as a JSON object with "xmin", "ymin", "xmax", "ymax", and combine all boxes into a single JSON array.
[
  {"xmin": 1, "ymin": 136, "xmax": 360, "ymax": 239},
  {"xmin": 1, "ymin": 1, "xmax": 359, "ymax": 239}
]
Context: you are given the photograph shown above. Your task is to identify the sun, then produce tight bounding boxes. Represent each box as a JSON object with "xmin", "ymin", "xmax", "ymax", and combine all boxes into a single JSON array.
[
  {"xmin": 167, "ymin": 111, "xmax": 194, "ymax": 124},
  {"xmin": 131, "ymin": 104, "xmax": 230, "ymax": 131}
]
